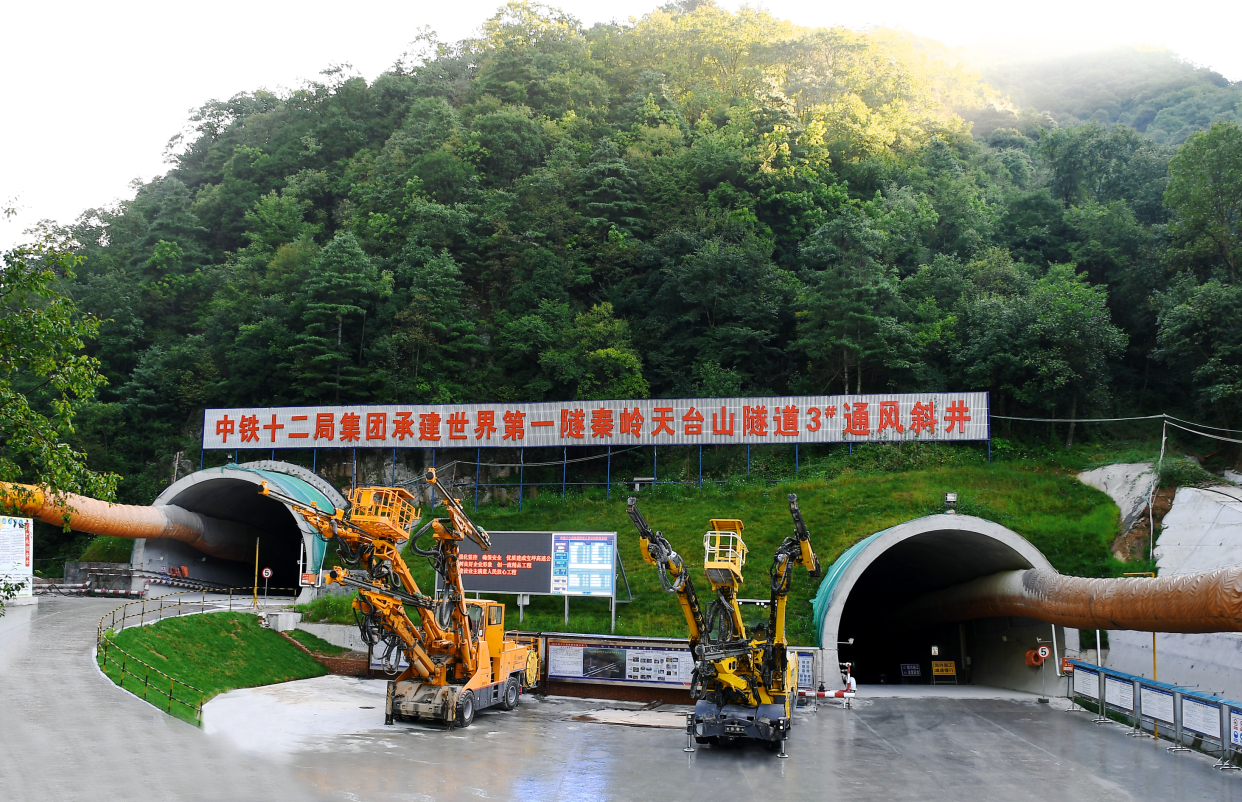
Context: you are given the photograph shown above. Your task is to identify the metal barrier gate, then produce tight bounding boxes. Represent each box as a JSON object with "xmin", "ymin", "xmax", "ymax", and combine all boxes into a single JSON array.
[{"xmin": 1069, "ymin": 659, "xmax": 1242, "ymax": 772}]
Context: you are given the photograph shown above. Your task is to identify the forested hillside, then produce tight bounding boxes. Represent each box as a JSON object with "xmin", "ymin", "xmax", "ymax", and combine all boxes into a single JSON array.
[{"xmin": 24, "ymin": 1, "xmax": 1242, "ymax": 505}]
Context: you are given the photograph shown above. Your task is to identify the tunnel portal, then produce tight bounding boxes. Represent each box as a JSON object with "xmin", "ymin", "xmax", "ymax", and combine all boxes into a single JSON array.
[
  {"xmin": 814, "ymin": 515, "xmax": 1063, "ymax": 693},
  {"xmin": 133, "ymin": 462, "xmax": 347, "ymax": 598}
]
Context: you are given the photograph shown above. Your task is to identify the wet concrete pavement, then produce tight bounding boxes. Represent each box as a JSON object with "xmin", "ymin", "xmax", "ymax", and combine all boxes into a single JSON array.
[
  {"xmin": 0, "ymin": 597, "xmax": 306, "ymax": 802},
  {"xmin": 5, "ymin": 597, "xmax": 1242, "ymax": 802}
]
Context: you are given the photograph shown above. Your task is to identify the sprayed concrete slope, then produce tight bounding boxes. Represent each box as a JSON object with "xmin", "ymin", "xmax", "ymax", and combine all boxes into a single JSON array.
[
  {"xmin": 1077, "ymin": 462, "xmax": 1156, "ymax": 533},
  {"xmin": 1107, "ymin": 483, "xmax": 1242, "ymax": 698}
]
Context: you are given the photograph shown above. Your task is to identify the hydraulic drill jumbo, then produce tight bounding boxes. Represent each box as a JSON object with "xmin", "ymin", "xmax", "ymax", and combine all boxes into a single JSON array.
[
  {"xmin": 261, "ymin": 468, "xmax": 539, "ymax": 728},
  {"xmin": 626, "ymin": 494, "xmax": 821, "ymax": 755}
]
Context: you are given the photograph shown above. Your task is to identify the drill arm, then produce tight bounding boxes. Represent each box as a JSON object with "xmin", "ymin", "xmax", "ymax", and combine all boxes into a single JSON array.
[
  {"xmin": 626, "ymin": 497, "xmax": 707, "ymax": 651},
  {"xmin": 258, "ymin": 479, "xmax": 470, "ymax": 679},
  {"xmin": 760, "ymin": 494, "xmax": 823, "ymax": 688}
]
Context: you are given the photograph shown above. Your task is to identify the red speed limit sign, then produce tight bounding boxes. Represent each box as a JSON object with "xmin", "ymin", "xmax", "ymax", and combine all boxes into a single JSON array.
[
  {"xmin": 1037, "ymin": 645, "xmax": 1051, "ymax": 660},
  {"xmin": 261, "ymin": 567, "xmax": 273, "ymax": 579}
]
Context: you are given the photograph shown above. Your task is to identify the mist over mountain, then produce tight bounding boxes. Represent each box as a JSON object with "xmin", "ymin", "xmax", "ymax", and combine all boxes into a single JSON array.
[{"xmin": 969, "ymin": 46, "xmax": 1242, "ymax": 144}]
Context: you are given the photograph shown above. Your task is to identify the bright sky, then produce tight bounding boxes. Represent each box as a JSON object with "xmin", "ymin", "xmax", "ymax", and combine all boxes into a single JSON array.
[{"xmin": 3, "ymin": 0, "xmax": 1239, "ymax": 251}]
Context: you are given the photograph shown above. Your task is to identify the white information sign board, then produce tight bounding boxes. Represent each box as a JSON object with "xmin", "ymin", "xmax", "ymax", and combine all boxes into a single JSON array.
[
  {"xmin": 0, "ymin": 517, "xmax": 33, "ymax": 598},
  {"xmin": 797, "ymin": 652, "xmax": 815, "ymax": 690},
  {"xmin": 1140, "ymin": 686, "xmax": 1175, "ymax": 724},
  {"xmin": 1231, "ymin": 710, "xmax": 1242, "ymax": 747},
  {"xmin": 1074, "ymin": 668, "xmax": 1099, "ymax": 699},
  {"xmin": 547, "ymin": 638, "xmax": 693, "ymax": 688},
  {"xmin": 547, "ymin": 643, "xmax": 585, "ymax": 677},
  {"xmin": 1104, "ymin": 676, "xmax": 1134, "ymax": 711},
  {"xmin": 1183, "ymin": 698, "xmax": 1222, "ymax": 738}
]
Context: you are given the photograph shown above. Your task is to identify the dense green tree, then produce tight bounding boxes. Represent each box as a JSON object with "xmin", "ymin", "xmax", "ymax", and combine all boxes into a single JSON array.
[
  {"xmin": 1164, "ymin": 121, "xmax": 1242, "ymax": 281},
  {"xmin": 34, "ymin": 2, "xmax": 1242, "ymax": 513},
  {"xmin": 0, "ymin": 237, "xmax": 117, "ymax": 504},
  {"xmin": 291, "ymin": 233, "xmax": 386, "ymax": 402}
]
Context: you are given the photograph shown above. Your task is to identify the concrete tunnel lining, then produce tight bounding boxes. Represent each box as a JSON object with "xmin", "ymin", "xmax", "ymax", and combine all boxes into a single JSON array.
[
  {"xmin": 815, "ymin": 514, "xmax": 1058, "ymax": 690},
  {"xmin": 134, "ymin": 462, "xmax": 347, "ymax": 600}
]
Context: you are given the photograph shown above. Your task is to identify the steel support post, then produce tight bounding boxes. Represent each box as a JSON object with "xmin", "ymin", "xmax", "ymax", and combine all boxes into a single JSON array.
[
  {"xmin": 519, "ymin": 448, "xmax": 525, "ymax": 511},
  {"xmin": 1168, "ymin": 691, "xmax": 1192, "ymax": 752},
  {"xmin": 1126, "ymin": 679, "xmax": 1141, "ymax": 735},
  {"xmin": 391, "ymin": 448, "xmax": 396, "ymax": 485},
  {"xmin": 606, "ymin": 446, "xmax": 611, "ymax": 500},
  {"xmin": 698, "ymin": 445, "xmax": 702, "ymax": 488},
  {"xmin": 475, "ymin": 448, "xmax": 481, "ymax": 512},
  {"xmin": 562, "ymin": 446, "xmax": 567, "ymax": 498}
]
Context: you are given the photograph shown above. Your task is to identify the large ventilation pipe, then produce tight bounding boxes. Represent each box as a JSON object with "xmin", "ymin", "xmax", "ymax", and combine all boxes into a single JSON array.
[
  {"xmin": 898, "ymin": 567, "xmax": 1242, "ymax": 633},
  {"xmin": 1, "ymin": 483, "xmax": 259, "ymax": 562}
]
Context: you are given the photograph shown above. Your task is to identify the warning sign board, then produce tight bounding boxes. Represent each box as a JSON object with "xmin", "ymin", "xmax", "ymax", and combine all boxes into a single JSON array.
[
  {"xmin": 0, "ymin": 517, "xmax": 33, "ymax": 599},
  {"xmin": 932, "ymin": 661, "xmax": 956, "ymax": 676}
]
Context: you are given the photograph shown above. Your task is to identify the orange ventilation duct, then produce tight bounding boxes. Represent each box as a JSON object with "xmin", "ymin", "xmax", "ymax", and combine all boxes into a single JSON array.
[
  {"xmin": 899, "ymin": 567, "xmax": 1242, "ymax": 633},
  {"xmin": 1, "ymin": 483, "xmax": 257, "ymax": 562}
]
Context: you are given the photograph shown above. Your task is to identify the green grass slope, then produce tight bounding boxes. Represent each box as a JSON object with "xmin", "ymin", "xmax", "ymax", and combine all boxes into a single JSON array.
[
  {"xmin": 323, "ymin": 460, "xmax": 1123, "ymax": 646},
  {"xmin": 99, "ymin": 612, "xmax": 327, "ymax": 723}
]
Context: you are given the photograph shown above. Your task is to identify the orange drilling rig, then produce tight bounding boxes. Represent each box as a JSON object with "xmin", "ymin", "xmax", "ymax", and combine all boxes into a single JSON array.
[{"xmin": 261, "ymin": 468, "xmax": 539, "ymax": 727}]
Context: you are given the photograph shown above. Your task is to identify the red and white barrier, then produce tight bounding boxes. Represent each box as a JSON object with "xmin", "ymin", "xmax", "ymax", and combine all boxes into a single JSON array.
[
  {"xmin": 798, "ymin": 689, "xmax": 856, "ymax": 699},
  {"xmin": 145, "ymin": 578, "xmax": 230, "ymax": 591}
]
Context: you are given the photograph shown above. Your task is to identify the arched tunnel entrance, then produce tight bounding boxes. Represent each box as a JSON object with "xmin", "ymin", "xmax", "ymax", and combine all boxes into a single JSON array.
[
  {"xmin": 132, "ymin": 462, "xmax": 347, "ymax": 598},
  {"xmin": 815, "ymin": 515, "xmax": 1064, "ymax": 694}
]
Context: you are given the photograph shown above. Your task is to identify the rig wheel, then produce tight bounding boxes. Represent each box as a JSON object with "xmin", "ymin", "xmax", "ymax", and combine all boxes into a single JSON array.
[
  {"xmin": 501, "ymin": 676, "xmax": 520, "ymax": 711},
  {"xmin": 455, "ymin": 689, "xmax": 476, "ymax": 728}
]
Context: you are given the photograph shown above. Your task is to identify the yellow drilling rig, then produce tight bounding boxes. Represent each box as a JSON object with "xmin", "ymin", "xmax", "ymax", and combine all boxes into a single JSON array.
[
  {"xmin": 625, "ymin": 493, "xmax": 820, "ymax": 754},
  {"xmin": 261, "ymin": 468, "xmax": 539, "ymax": 728}
]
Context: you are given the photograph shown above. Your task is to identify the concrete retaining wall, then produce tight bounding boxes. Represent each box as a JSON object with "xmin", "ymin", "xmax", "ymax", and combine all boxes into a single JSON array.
[
  {"xmin": 63, "ymin": 562, "xmax": 128, "ymax": 585},
  {"xmin": 295, "ymin": 622, "xmax": 370, "ymax": 652}
]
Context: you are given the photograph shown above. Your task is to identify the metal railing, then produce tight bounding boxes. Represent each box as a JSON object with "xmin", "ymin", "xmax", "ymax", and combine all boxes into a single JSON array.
[
  {"xmin": 96, "ymin": 587, "xmax": 300, "ymax": 725},
  {"xmin": 1068, "ymin": 658, "xmax": 1242, "ymax": 771}
]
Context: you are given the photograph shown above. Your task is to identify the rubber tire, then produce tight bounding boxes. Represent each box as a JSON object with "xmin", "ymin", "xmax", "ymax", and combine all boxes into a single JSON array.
[
  {"xmin": 694, "ymin": 736, "xmax": 718, "ymax": 746},
  {"xmin": 500, "ymin": 677, "xmax": 520, "ymax": 711},
  {"xmin": 455, "ymin": 690, "xmax": 476, "ymax": 728}
]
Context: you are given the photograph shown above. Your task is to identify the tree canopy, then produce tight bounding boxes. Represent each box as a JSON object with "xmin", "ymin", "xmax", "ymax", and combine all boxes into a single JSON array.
[{"xmin": 18, "ymin": 1, "xmax": 1242, "ymax": 502}]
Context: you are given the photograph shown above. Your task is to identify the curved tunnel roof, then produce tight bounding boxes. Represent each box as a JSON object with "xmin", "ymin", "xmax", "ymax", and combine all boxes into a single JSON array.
[
  {"xmin": 155, "ymin": 462, "xmax": 342, "ymax": 569},
  {"xmin": 813, "ymin": 514, "xmax": 1055, "ymax": 648}
]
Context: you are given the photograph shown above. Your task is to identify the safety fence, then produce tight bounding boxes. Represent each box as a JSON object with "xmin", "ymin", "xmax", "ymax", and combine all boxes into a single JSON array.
[
  {"xmin": 1068, "ymin": 659, "xmax": 1242, "ymax": 771},
  {"xmin": 96, "ymin": 587, "xmax": 299, "ymax": 725}
]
